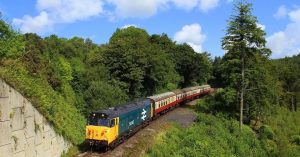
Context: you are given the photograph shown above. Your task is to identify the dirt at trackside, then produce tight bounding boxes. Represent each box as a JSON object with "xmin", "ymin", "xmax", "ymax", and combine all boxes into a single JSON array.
[{"xmin": 78, "ymin": 102, "xmax": 198, "ymax": 157}]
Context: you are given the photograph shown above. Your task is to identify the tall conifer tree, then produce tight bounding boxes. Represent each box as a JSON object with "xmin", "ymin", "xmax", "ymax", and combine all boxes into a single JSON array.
[{"xmin": 221, "ymin": 2, "xmax": 271, "ymax": 128}]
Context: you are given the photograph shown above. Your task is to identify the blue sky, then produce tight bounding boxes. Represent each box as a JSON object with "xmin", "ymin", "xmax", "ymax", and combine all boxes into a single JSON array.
[{"xmin": 0, "ymin": 0, "xmax": 299, "ymax": 58}]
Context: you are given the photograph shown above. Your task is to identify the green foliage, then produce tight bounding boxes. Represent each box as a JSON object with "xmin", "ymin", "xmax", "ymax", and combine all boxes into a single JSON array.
[
  {"xmin": 84, "ymin": 81, "xmax": 128, "ymax": 114},
  {"xmin": 146, "ymin": 113, "xmax": 269, "ymax": 157},
  {"xmin": 57, "ymin": 57, "xmax": 73, "ymax": 82},
  {"xmin": 172, "ymin": 44, "xmax": 212, "ymax": 87},
  {"xmin": 219, "ymin": 2, "xmax": 275, "ymax": 124},
  {"xmin": 196, "ymin": 88, "xmax": 238, "ymax": 119},
  {"xmin": 291, "ymin": 135, "xmax": 300, "ymax": 145},
  {"xmin": 260, "ymin": 139, "xmax": 278, "ymax": 157},
  {"xmin": 0, "ymin": 17, "xmax": 24, "ymax": 59},
  {"xmin": 264, "ymin": 107, "xmax": 300, "ymax": 157},
  {"xmin": 0, "ymin": 64, "xmax": 86, "ymax": 144},
  {"xmin": 258, "ymin": 125, "xmax": 275, "ymax": 140},
  {"xmin": 197, "ymin": 90, "xmax": 300, "ymax": 157},
  {"xmin": 0, "ymin": 18, "xmax": 212, "ymax": 148},
  {"xmin": 270, "ymin": 54, "xmax": 300, "ymax": 111},
  {"xmin": 103, "ymin": 27, "xmax": 150, "ymax": 98},
  {"xmin": 103, "ymin": 27, "xmax": 210, "ymax": 98}
]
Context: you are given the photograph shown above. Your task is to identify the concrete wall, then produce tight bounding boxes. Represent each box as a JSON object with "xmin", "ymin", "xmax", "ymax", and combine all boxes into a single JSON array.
[{"xmin": 0, "ymin": 79, "xmax": 71, "ymax": 157}]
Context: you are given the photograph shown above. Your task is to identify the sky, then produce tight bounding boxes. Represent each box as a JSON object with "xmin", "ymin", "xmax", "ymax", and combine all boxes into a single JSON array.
[{"xmin": 0, "ymin": 0, "xmax": 299, "ymax": 58}]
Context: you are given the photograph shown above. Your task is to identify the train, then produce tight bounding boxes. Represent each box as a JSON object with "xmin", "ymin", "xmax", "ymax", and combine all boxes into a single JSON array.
[{"xmin": 85, "ymin": 85, "xmax": 211, "ymax": 150}]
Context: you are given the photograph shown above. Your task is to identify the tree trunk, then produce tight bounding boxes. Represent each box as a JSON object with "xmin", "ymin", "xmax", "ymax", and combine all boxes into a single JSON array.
[
  {"xmin": 295, "ymin": 96, "xmax": 298, "ymax": 111},
  {"xmin": 290, "ymin": 94, "xmax": 295, "ymax": 112},
  {"xmin": 240, "ymin": 50, "xmax": 245, "ymax": 129},
  {"xmin": 240, "ymin": 87, "xmax": 244, "ymax": 128},
  {"xmin": 291, "ymin": 96, "xmax": 294, "ymax": 111}
]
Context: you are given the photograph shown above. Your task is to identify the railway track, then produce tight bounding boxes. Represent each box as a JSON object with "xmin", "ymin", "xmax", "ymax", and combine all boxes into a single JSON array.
[{"xmin": 76, "ymin": 103, "xmax": 198, "ymax": 157}]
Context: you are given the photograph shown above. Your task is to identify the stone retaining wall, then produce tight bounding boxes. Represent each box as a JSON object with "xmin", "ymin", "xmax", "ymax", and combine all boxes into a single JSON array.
[{"xmin": 0, "ymin": 79, "xmax": 71, "ymax": 157}]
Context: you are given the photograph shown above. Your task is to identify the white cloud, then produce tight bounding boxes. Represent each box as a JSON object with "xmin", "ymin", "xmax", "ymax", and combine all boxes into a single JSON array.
[
  {"xmin": 121, "ymin": 24, "xmax": 138, "ymax": 29},
  {"xmin": 107, "ymin": 0, "xmax": 168, "ymax": 18},
  {"xmin": 198, "ymin": 0, "xmax": 219, "ymax": 12},
  {"xmin": 257, "ymin": 23, "xmax": 266, "ymax": 30},
  {"xmin": 172, "ymin": 0, "xmax": 198, "ymax": 11},
  {"xmin": 267, "ymin": 8, "xmax": 300, "ymax": 58},
  {"xmin": 13, "ymin": 11, "xmax": 53, "ymax": 33},
  {"xmin": 174, "ymin": 23, "xmax": 206, "ymax": 52},
  {"xmin": 274, "ymin": 5, "xmax": 288, "ymax": 19},
  {"xmin": 289, "ymin": 8, "xmax": 300, "ymax": 22},
  {"xmin": 13, "ymin": 0, "xmax": 220, "ymax": 33},
  {"xmin": 13, "ymin": 0, "xmax": 104, "ymax": 33},
  {"xmin": 107, "ymin": 0, "xmax": 220, "ymax": 19},
  {"xmin": 173, "ymin": 0, "xmax": 219, "ymax": 12}
]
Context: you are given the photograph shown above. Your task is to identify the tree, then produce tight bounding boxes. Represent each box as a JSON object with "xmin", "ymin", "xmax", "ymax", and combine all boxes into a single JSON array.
[
  {"xmin": 172, "ymin": 44, "xmax": 212, "ymax": 87},
  {"xmin": 0, "ymin": 14, "xmax": 24, "ymax": 59},
  {"xmin": 103, "ymin": 27, "xmax": 150, "ymax": 98},
  {"xmin": 147, "ymin": 34, "xmax": 180, "ymax": 94},
  {"xmin": 271, "ymin": 54, "xmax": 300, "ymax": 111},
  {"xmin": 103, "ymin": 27, "xmax": 182, "ymax": 98},
  {"xmin": 221, "ymin": 2, "xmax": 271, "ymax": 128},
  {"xmin": 209, "ymin": 56, "xmax": 223, "ymax": 87}
]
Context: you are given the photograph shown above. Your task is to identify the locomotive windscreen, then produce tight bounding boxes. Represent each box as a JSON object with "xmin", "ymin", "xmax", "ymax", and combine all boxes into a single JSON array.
[{"xmin": 88, "ymin": 112, "xmax": 110, "ymax": 126}]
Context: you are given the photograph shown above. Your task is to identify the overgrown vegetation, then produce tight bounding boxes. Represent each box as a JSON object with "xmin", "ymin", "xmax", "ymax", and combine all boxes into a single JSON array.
[
  {"xmin": 0, "ymin": 13, "xmax": 211, "ymax": 145},
  {"xmin": 0, "ymin": 1, "xmax": 299, "ymax": 156},
  {"xmin": 147, "ymin": 2, "xmax": 299, "ymax": 157},
  {"xmin": 147, "ymin": 94, "xmax": 299, "ymax": 157},
  {"xmin": 264, "ymin": 107, "xmax": 300, "ymax": 156},
  {"xmin": 146, "ymin": 112, "xmax": 271, "ymax": 157}
]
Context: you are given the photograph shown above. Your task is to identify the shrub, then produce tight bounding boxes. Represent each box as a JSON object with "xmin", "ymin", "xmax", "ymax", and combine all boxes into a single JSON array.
[
  {"xmin": 259, "ymin": 125, "xmax": 275, "ymax": 140},
  {"xmin": 146, "ymin": 113, "xmax": 268, "ymax": 157},
  {"xmin": 260, "ymin": 139, "xmax": 278, "ymax": 157},
  {"xmin": 291, "ymin": 135, "xmax": 300, "ymax": 145}
]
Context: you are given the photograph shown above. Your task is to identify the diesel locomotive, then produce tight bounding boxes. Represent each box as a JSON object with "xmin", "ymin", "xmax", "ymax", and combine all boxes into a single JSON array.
[{"xmin": 86, "ymin": 85, "xmax": 211, "ymax": 149}]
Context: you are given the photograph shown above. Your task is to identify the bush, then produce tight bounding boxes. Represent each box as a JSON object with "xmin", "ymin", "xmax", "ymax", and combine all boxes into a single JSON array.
[
  {"xmin": 264, "ymin": 107, "xmax": 300, "ymax": 157},
  {"xmin": 0, "ymin": 19, "xmax": 25, "ymax": 59},
  {"xmin": 291, "ymin": 135, "xmax": 300, "ymax": 145},
  {"xmin": 259, "ymin": 125, "xmax": 275, "ymax": 140},
  {"xmin": 146, "ymin": 113, "xmax": 268, "ymax": 157},
  {"xmin": 260, "ymin": 139, "xmax": 278, "ymax": 157}
]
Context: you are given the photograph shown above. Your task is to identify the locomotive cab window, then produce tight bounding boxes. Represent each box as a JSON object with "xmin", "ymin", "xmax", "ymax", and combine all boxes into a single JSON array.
[
  {"xmin": 88, "ymin": 117, "xmax": 110, "ymax": 127},
  {"xmin": 98, "ymin": 119, "xmax": 110, "ymax": 127},
  {"xmin": 88, "ymin": 117, "xmax": 97, "ymax": 125},
  {"xmin": 110, "ymin": 119, "xmax": 116, "ymax": 127}
]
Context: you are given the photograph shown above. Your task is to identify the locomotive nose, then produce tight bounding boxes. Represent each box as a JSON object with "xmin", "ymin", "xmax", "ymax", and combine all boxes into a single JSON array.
[{"xmin": 86, "ymin": 126, "xmax": 108, "ymax": 140}]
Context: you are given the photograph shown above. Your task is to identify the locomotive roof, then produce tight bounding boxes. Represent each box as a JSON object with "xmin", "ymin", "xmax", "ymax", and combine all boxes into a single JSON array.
[
  {"xmin": 147, "ymin": 92, "xmax": 175, "ymax": 101},
  {"xmin": 92, "ymin": 98, "xmax": 150, "ymax": 119}
]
